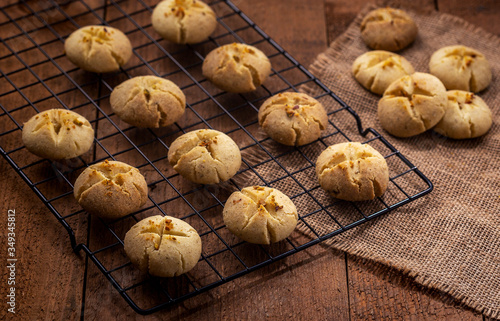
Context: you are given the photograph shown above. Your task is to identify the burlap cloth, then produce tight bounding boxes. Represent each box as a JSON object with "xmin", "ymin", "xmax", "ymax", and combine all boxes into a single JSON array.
[{"xmin": 238, "ymin": 5, "xmax": 500, "ymax": 319}]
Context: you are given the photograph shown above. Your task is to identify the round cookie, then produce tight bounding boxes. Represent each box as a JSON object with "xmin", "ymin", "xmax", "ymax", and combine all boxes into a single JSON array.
[
  {"xmin": 168, "ymin": 129, "xmax": 241, "ymax": 184},
  {"xmin": 433, "ymin": 90, "xmax": 492, "ymax": 139},
  {"xmin": 202, "ymin": 43, "xmax": 271, "ymax": 93},
  {"xmin": 110, "ymin": 75, "xmax": 186, "ymax": 128},
  {"xmin": 64, "ymin": 25, "xmax": 132, "ymax": 73},
  {"xmin": 124, "ymin": 215, "xmax": 202, "ymax": 277},
  {"xmin": 258, "ymin": 92, "xmax": 328, "ymax": 146},
  {"xmin": 429, "ymin": 45, "xmax": 492, "ymax": 92},
  {"xmin": 352, "ymin": 50, "xmax": 415, "ymax": 95},
  {"xmin": 223, "ymin": 186, "xmax": 298, "ymax": 244},
  {"xmin": 152, "ymin": 0, "xmax": 217, "ymax": 44},
  {"xmin": 316, "ymin": 142, "xmax": 389, "ymax": 201},
  {"xmin": 360, "ymin": 7, "xmax": 418, "ymax": 52},
  {"xmin": 377, "ymin": 72, "xmax": 447, "ymax": 137},
  {"xmin": 22, "ymin": 109, "xmax": 94, "ymax": 160},
  {"xmin": 74, "ymin": 160, "xmax": 148, "ymax": 220}
]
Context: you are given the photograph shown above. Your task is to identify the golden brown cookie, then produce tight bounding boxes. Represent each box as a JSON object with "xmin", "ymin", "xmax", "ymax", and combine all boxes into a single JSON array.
[
  {"xmin": 64, "ymin": 25, "xmax": 132, "ymax": 73},
  {"xmin": 223, "ymin": 186, "xmax": 298, "ymax": 244},
  {"xmin": 258, "ymin": 92, "xmax": 328, "ymax": 146},
  {"xmin": 124, "ymin": 215, "xmax": 202, "ymax": 277},
  {"xmin": 202, "ymin": 43, "xmax": 271, "ymax": 93},
  {"xmin": 22, "ymin": 109, "xmax": 94, "ymax": 160},
  {"xmin": 73, "ymin": 160, "xmax": 148, "ymax": 220},
  {"xmin": 167, "ymin": 129, "xmax": 241, "ymax": 184},
  {"xmin": 316, "ymin": 142, "xmax": 389, "ymax": 201}
]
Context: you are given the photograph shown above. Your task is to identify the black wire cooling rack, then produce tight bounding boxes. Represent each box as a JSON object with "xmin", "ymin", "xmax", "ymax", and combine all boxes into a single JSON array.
[{"xmin": 0, "ymin": 0, "xmax": 433, "ymax": 315}]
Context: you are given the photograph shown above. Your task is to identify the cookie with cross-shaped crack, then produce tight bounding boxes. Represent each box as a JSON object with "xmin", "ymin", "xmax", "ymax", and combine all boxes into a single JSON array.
[
  {"xmin": 124, "ymin": 215, "xmax": 202, "ymax": 277},
  {"xmin": 167, "ymin": 129, "xmax": 241, "ymax": 184},
  {"xmin": 110, "ymin": 75, "xmax": 186, "ymax": 128},
  {"xmin": 258, "ymin": 92, "xmax": 328, "ymax": 146},
  {"xmin": 73, "ymin": 160, "xmax": 148, "ymax": 220},
  {"xmin": 64, "ymin": 25, "xmax": 132, "ymax": 73},
  {"xmin": 223, "ymin": 186, "xmax": 298, "ymax": 244},
  {"xmin": 202, "ymin": 43, "xmax": 271, "ymax": 93},
  {"xmin": 377, "ymin": 72, "xmax": 447, "ymax": 137}
]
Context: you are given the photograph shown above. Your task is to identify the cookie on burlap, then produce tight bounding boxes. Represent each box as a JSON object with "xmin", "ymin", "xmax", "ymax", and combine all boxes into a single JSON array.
[
  {"xmin": 377, "ymin": 72, "xmax": 447, "ymax": 137},
  {"xmin": 124, "ymin": 215, "xmax": 202, "ymax": 277},
  {"xmin": 223, "ymin": 186, "xmax": 298, "ymax": 244},
  {"xmin": 22, "ymin": 109, "xmax": 94, "ymax": 160},
  {"xmin": 429, "ymin": 45, "xmax": 492, "ymax": 92},
  {"xmin": 360, "ymin": 7, "xmax": 418, "ymax": 51},
  {"xmin": 258, "ymin": 92, "xmax": 328, "ymax": 146},
  {"xmin": 74, "ymin": 160, "xmax": 148, "ymax": 220},
  {"xmin": 64, "ymin": 25, "xmax": 132, "ymax": 73},
  {"xmin": 316, "ymin": 142, "xmax": 389, "ymax": 201},
  {"xmin": 433, "ymin": 90, "xmax": 492, "ymax": 139},
  {"xmin": 352, "ymin": 50, "xmax": 415, "ymax": 95},
  {"xmin": 152, "ymin": 0, "xmax": 217, "ymax": 44},
  {"xmin": 168, "ymin": 129, "xmax": 241, "ymax": 184},
  {"xmin": 110, "ymin": 75, "xmax": 186, "ymax": 128},
  {"xmin": 202, "ymin": 43, "xmax": 271, "ymax": 93}
]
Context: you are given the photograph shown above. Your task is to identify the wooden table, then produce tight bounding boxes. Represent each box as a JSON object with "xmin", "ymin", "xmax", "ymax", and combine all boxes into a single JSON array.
[{"xmin": 1, "ymin": 0, "xmax": 498, "ymax": 320}]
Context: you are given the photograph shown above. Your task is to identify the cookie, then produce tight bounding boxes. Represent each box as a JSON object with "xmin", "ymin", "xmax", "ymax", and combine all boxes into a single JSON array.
[
  {"xmin": 73, "ymin": 160, "xmax": 148, "ymax": 220},
  {"xmin": 152, "ymin": 0, "xmax": 217, "ymax": 44},
  {"xmin": 124, "ymin": 215, "xmax": 202, "ymax": 277},
  {"xmin": 110, "ymin": 75, "xmax": 186, "ymax": 128},
  {"xmin": 202, "ymin": 43, "xmax": 271, "ymax": 93},
  {"xmin": 377, "ymin": 72, "xmax": 447, "ymax": 137},
  {"xmin": 223, "ymin": 186, "xmax": 298, "ymax": 244},
  {"xmin": 167, "ymin": 129, "xmax": 241, "ymax": 184},
  {"xmin": 22, "ymin": 109, "xmax": 94, "ymax": 160},
  {"xmin": 352, "ymin": 50, "xmax": 414, "ymax": 95},
  {"xmin": 316, "ymin": 142, "xmax": 389, "ymax": 201},
  {"xmin": 64, "ymin": 25, "xmax": 132, "ymax": 73}
]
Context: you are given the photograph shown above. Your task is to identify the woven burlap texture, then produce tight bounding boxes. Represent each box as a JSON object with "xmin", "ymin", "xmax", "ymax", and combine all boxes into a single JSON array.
[{"xmin": 240, "ymin": 5, "xmax": 500, "ymax": 319}]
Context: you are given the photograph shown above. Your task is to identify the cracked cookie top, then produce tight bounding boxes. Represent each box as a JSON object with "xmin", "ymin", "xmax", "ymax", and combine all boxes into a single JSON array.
[
  {"xmin": 22, "ymin": 109, "xmax": 94, "ymax": 160},
  {"xmin": 64, "ymin": 25, "xmax": 132, "ymax": 73},
  {"xmin": 152, "ymin": 0, "xmax": 217, "ymax": 44},
  {"xmin": 202, "ymin": 43, "xmax": 271, "ymax": 93},
  {"xmin": 73, "ymin": 160, "xmax": 148, "ymax": 220},
  {"xmin": 316, "ymin": 142, "xmax": 389, "ymax": 202},
  {"xmin": 258, "ymin": 92, "xmax": 328, "ymax": 146},
  {"xmin": 352, "ymin": 50, "xmax": 414, "ymax": 95},
  {"xmin": 429, "ymin": 45, "xmax": 492, "ymax": 93},
  {"xmin": 360, "ymin": 7, "xmax": 418, "ymax": 52},
  {"xmin": 223, "ymin": 186, "xmax": 298, "ymax": 244},
  {"xmin": 433, "ymin": 90, "xmax": 492, "ymax": 139},
  {"xmin": 110, "ymin": 75, "xmax": 186, "ymax": 128},
  {"xmin": 124, "ymin": 215, "xmax": 202, "ymax": 277},
  {"xmin": 377, "ymin": 72, "xmax": 447, "ymax": 137},
  {"xmin": 167, "ymin": 129, "xmax": 241, "ymax": 184}
]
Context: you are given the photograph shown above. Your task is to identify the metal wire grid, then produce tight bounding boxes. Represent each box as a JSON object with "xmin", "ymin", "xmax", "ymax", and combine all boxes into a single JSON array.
[{"xmin": 0, "ymin": 0, "xmax": 432, "ymax": 315}]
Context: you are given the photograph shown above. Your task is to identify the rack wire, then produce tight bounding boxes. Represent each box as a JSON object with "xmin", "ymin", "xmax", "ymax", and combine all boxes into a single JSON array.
[{"xmin": 0, "ymin": 0, "xmax": 432, "ymax": 315}]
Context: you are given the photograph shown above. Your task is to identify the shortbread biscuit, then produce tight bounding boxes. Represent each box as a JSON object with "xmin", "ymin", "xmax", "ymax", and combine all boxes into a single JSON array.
[
  {"xmin": 168, "ymin": 129, "xmax": 241, "ymax": 184},
  {"xmin": 152, "ymin": 0, "xmax": 217, "ymax": 44},
  {"xmin": 360, "ymin": 7, "xmax": 418, "ymax": 51},
  {"xmin": 258, "ymin": 92, "xmax": 328, "ymax": 146},
  {"xmin": 378, "ymin": 72, "xmax": 447, "ymax": 137},
  {"xmin": 202, "ymin": 43, "xmax": 271, "ymax": 93},
  {"xmin": 429, "ymin": 45, "xmax": 492, "ymax": 92},
  {"xmin": 64, "ymin": 25, "xmax": 132, "ymax": 73},
  {"xmin": 352, "ymin": 50, "xmax": 415, "ymax": 95},
  {"xmin": 223, "ymin": 186, "xmax": 298, "ymax": 244},
  {"xmin": 22, "ymin": 109, "xmax": 94, "ymax": 160},
  {"xmin": 124, "ymin": 215, "xmax": 202, "ymax": 277},
  {"xmin": 74, "ymin": 160, "xmax": 148, "ymax": 220},
  {"xmin": 316, "ymin": 142, "xmax": 389, "ymax": 201},
  {"xmin": 110, "ymin": 75, "xmax": 186, "ymax": 128},
  {"xmin": 433, "ymin": 90, "xmax": 492, "ymax": 139}
]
